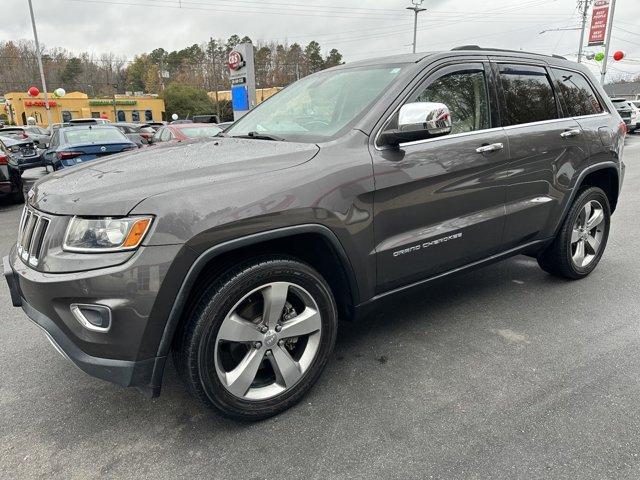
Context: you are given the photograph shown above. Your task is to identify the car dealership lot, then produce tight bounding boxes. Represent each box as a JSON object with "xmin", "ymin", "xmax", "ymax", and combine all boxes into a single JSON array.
[{"xmin": 1, "ymin": 136, "xmax": 640, "ymax": 479}]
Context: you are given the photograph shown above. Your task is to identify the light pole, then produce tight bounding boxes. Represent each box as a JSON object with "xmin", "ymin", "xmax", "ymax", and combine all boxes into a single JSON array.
[
  {"xmin": 406, "ymin": 0, "xmax": 426, "ymax": 54},
  {"xmin": 600, "ymin": 0, "xmax": 617, "ymax": 84},
  {"xmin": 577, "ymin": 0, "xmax": 592, "ymax": 63},
  {"xmin": 27, "ymin": 0, "xmax": 52, "ymax": 127}
]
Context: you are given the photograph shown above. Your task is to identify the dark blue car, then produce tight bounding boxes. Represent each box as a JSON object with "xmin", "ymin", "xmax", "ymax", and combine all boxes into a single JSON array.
[{"xmin": 42, "ymin": 125, "xmax": 137, "ymax": 170}]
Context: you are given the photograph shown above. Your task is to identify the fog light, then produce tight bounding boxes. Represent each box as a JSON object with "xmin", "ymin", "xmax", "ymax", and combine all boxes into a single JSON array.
[{"xmin": 70, "ymin": 304, "xmax": 112, "ymax": 333}]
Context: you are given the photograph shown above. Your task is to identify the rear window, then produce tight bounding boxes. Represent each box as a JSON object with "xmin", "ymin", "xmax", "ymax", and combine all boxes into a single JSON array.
[
  {"xmin": 63, "ymin": 128, "xmax": 128, "ymax": 144},
  {"xmin": 179, "ymin": 126, "xmax": 222, "ymax": 138},
  {"xmin": 498, "ymin": 64, "xmax": 558, "ymax": 126},
  {"xmin": 551, "ymin": 68, "xmax": 603, "ymax": 117}
]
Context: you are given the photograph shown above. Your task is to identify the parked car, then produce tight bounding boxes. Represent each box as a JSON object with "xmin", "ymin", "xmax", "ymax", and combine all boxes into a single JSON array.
[
  {"xmin": 113, "ymin": 122, "xmax": 156, "ymax": 146},
  {"xmin": 150, "ymin": 123, "xmax": 222, "ymax": 144},
  {"xmin": 0, "ymin": 139, "xmax": 28, "ymax": 203},
  {"xmin": 169, "ymin": 119, "xmax": 193, "ymax": 125},
  {"xmin": 628, "ymin": 101, "xmax": 640, "ymax": 133},
  {"xmin": 611, "ymin": 98, "xmax": 635, "ymax": 132},
  {"xmin": 41, "ymin": 125, "xmax": 137, "ymax": 170},
  {"xmin": 0, "ymin": 135, "xmax": 43, "ymax": 171},
  {"xmin": 0, "ymin": 125, "xmax": 50, "ymax": 147},
  {"xmin": 3, "ymin": 47, "xmax": 626, "ymax": 420},
  {"xmin": 192, "ymin": 114, "xmax": 221, "ymax": 124}
]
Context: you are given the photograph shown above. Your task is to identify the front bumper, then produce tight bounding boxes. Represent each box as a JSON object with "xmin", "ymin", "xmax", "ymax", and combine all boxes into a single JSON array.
[{"xmin": 2, "ymin": 243, "xmax": 186, "ymax": 397}]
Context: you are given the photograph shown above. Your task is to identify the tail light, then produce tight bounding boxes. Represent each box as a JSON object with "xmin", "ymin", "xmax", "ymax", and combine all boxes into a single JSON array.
[
  {"xmin": 56, "ymin": 151, "xmax": 83, "ymax": 160},
  {"xmin": 0, "ymin": 154, "xmax": 7, "ymax": 165},
  {"xmin": 139, "ymin": 132, "xmax": 152, "ymax": 139},
  {"xmin": 22, "ymin": 133, "xmax": 29, "ymax": 139},
  {"xmin": 619, "ymin": 121, "xmax": 627, "ymax": 136}
]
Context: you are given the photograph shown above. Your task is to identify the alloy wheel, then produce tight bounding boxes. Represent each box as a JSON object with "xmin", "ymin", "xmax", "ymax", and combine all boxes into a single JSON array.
[
  {"xmin": 213, "ymin": 282, "xmax": 322, "ymax": 401},
  {"xmin": 571, "ymin": 200, "xmax": 606, "ymax": 268}
]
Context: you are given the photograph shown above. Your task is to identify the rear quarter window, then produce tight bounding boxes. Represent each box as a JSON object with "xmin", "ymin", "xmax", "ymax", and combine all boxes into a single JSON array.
[
  {"xmin": 551, "ymin": 68, "xmax": 603, "ymax": 117},
  {"xmin": 498, "ymin": 64, "xmax": 558, "ymax": 126}
]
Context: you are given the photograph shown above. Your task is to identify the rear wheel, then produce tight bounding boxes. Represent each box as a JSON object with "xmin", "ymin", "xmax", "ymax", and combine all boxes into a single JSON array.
[
  {"xmin": 174, "ymin": 256, "xmax": 338, "ymax": 420},
  {"xmin": 537, "ymin": 187, "xmax": 610, "ymax": 279}
]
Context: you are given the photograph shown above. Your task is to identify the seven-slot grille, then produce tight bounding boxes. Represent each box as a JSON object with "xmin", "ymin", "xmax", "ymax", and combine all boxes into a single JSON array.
[{"xmin": 16, "ymin": 206, "xmax": 51, "ymax": 267}]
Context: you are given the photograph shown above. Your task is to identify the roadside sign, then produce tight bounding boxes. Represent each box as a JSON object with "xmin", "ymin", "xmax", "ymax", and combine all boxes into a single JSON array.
[{"xmin": 588, "ymin": 0, "xmax": 610, "ymax": 46}]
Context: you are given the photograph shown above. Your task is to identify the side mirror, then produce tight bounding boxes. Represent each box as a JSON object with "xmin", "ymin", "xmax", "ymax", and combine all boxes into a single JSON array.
[{"xmin": 379, "ymin": 102, "xmax": 452, "ymax": 147}]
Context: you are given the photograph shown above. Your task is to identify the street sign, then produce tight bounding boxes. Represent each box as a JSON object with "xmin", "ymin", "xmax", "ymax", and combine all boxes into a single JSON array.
[{"xmin": 588, "ymin": 0, "xmax": 610, "ymax": 46}]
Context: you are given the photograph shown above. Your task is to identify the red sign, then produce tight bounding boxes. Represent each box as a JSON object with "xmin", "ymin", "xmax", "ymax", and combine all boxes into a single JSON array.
[
  {"xmin": 228, "ymin": 51, "xmax": 244, "ymax": 71},
  {"xmin": 24, "ymin": 100, "xmax": 57, "ymax": 107},
  {"xmin": 588, "ymin": 0, "xmax": 610, "ymax": 46}
]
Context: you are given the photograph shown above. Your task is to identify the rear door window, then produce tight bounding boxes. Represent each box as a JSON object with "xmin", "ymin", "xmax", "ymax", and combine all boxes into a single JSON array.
[
  {"xmin": 498, "ymin": 64, "xmax": 558, "ymax": 126},
  {"xmin": 551, "ymin": 68, "xmax": 603, "ymax": 117}
]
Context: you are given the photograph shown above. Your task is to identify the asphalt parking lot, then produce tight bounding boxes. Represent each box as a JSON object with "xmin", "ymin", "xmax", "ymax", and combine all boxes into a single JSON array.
[{"xmin": 1, "ymin": 136, "xmax": 640, "ymax": 480}]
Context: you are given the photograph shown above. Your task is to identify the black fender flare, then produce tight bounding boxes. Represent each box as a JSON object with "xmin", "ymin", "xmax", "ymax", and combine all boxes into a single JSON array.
[
  {"xmin": 155, "ymin": 223, "xmax": 360, "ymax": 359},
  {"xmin": 552, "ymin": 161, "xmax": 621, "ymax": 236}
]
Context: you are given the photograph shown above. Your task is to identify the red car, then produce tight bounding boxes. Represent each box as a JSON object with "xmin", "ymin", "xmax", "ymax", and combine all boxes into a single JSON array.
[{"xmin": 150, "ymin": 123, "xmax": 222, "ymax": 144}]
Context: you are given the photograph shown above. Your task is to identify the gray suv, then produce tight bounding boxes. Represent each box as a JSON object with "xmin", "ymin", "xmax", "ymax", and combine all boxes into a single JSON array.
[{"xmin": 3, "ymin": 47, "xmax": 626, "ymax": 420}]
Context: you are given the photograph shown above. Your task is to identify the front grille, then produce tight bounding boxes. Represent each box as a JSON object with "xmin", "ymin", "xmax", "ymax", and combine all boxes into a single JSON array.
[{"xmin": 16, "ymin": 206, "xmax": 51, "ymax": 267}]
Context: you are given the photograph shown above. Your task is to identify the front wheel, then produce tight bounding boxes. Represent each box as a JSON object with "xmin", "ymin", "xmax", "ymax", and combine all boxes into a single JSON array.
[
  {"xmin": 537, "ymin": 187, "xmax": 611, "ymax": 279},
  {"xmin": 173, "ymin": 256, "xmax": 338, "ymax": 420}
]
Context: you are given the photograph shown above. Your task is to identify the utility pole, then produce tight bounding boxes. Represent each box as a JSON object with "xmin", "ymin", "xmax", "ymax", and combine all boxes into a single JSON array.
[
  {"xmin": 600, "ymin": 0, "xmax": 617, "ymax": 84},
  {"xmin": 406, "ymin": 0, "xmax": 426, "ymax": 54},
  {"xmin": 577, "ymin": 0, "xmax": 592, "ymax": 63},
  {"xmin": 27, "ymin": 0, "xmax": 52, "ymax": 126}
]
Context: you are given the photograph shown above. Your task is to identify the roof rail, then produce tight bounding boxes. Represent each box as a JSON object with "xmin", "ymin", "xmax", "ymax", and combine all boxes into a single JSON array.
[{"xmin": 451, "ymin": 45, "xmax": 567, "ymax": 60}]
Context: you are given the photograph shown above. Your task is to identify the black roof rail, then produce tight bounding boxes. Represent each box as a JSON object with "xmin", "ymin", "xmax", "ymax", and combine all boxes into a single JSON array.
[{"xmin": 451, "ymin": 45, "xmax": 567, "ymax": 60}]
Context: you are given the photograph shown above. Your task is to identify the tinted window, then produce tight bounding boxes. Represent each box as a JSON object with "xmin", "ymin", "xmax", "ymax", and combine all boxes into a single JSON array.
[
  {"xmin": 61, "ymin": 111, "xmax": 72, "ymax": 122},
  {"xmin": 551, "ymin": 68, "xmax": 603, "ymax": 117},
  {"xmin": 145, "ymin": 110, "xmax": 153, "ymax": 121},
  {"xmin": 116, "ymin": 110, "xmax": 126, "ymax": 122},
  {"xmin": 413, "ymin": 67, "xmax": 490, "ymax": 135},
  {"xmin": 132, "ymin": 110, "xmax": 140, "ymax": 122},
  {"xmin": 498, "ymin": 65, "xmax": 557, "ymax": 126}
]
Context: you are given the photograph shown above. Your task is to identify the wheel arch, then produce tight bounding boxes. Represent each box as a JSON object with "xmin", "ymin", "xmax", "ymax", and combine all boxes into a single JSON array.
[
  {"xmin": 553, "ymin": 162, "xmax": 621, "ymax": 237},
  {"xmin": 156, "ymin": 224, "xmax": 360, "ymax": 360}
]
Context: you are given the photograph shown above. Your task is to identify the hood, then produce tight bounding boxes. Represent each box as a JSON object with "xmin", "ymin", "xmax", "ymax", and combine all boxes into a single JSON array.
[{"xmin": 30, "ymin": 137, "xmax": 319, "ymax": 215}]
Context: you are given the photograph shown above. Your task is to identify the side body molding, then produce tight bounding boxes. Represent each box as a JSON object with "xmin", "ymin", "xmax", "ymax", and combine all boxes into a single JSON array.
[{"xmin": 155, "ymin": 224, "xmax": 360, "ymax": 359}]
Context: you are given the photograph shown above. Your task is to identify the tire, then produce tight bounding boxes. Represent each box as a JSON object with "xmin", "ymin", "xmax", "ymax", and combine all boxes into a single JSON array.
[
  {"xmin": 537, "ymin": 187, "xmax": 611, "ymax": 279},
  {"xmin": 173, "ymin": 256, "xmax": 338, "ymax": 420}
]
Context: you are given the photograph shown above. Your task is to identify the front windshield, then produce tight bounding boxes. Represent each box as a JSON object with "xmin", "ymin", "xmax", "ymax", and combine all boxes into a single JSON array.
[{"xmin": 227, "ymin": 65, "xmax": 405, "ymax": 142}]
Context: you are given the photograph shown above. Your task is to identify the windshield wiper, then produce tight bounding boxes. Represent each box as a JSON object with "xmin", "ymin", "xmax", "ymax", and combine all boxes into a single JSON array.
[{"xmin": 235, "ymin": 131, "xmax": 286, "ymax": 141}]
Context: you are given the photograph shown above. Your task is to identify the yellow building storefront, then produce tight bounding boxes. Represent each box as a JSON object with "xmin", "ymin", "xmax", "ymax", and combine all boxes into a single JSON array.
[{"xmin": 3, "ymin": 91, "xmax": 165, "ymax": 126}]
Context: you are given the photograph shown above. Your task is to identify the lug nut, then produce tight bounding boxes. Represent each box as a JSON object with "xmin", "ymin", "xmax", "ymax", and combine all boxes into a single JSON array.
[
  {"xmin": 275, "ymin": 325, "xmax": 282, "ymax": 332},
  {"xmin": 278, "ymin": 339, "xmax": 285, "ymax": 347},
  {"xmin": 253, "ymin": 341, "xmax": 262, "ymax": 349},
  {"xmin": 260, "ymin": 325, "xmax": 268, "ymax": 333}
]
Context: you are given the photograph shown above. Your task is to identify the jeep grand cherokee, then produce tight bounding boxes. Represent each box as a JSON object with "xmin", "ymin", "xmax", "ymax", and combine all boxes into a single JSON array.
[{"xmin": 3, "ymin": 47, "xmax": 626, "ymax": 420}]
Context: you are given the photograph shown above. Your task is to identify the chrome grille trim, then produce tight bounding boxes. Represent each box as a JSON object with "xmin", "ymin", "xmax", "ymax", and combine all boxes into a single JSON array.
[{"xmin": 16, "ymin": 206, "xmax": 50, "ymax": 267}]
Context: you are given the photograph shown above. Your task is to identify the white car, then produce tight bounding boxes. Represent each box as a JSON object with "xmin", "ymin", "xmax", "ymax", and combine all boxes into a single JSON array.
[{"xmin": 631, "ymin": 101, "xmax": 640, "ymax": 133}]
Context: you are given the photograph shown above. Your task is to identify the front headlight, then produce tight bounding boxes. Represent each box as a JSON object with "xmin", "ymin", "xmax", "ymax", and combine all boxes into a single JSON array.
[{"xmin": 63, "ymin": 216, "xmax": 153, "ymax": 253}]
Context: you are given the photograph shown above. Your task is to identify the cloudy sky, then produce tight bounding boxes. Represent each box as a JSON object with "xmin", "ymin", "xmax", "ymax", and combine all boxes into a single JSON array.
[{"xmin": 4, "ymin": 0, "xmax": 640, "ymax": 81}]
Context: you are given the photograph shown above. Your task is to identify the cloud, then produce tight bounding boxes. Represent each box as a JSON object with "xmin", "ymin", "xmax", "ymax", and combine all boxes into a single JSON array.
[{"xmin": 3, "ymin": 0, "xmax": 639, "ymax": 80}]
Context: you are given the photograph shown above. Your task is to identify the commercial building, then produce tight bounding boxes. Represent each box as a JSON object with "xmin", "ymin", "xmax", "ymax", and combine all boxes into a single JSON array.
[
  {"xmin": 603, "ymin": 81, "xmax": 640, "ymax": 101},
  {"xmin": 2, "ymin": 91, "xmax": 165, "ymax": 126}
]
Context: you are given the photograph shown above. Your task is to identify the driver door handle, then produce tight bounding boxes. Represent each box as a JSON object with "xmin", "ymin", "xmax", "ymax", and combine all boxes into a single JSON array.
[
  {"xmin": 560, "ymin": 129, "xmax": 581, "ymax": 138},
  {"xmin": 475, "ymin": 143, "xmax": 504, "ymax": 154}
]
